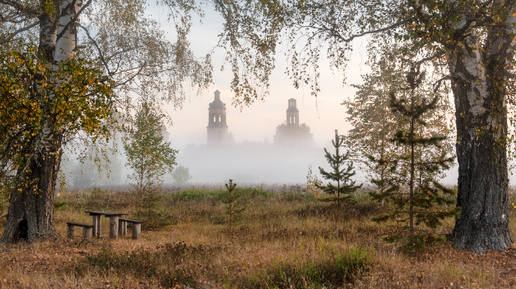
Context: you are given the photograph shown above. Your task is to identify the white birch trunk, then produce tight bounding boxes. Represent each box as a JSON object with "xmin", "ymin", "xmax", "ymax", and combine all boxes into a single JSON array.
[{"xmin": 54, "ymin": 0, "xmax": 81, "ymax": 65}]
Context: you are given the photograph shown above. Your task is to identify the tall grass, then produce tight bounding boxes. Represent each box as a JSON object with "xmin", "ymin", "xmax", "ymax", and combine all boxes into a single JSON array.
[
  {"xmin": 0, "ymin": 187, "xmax": 511, "ymax": 288},
  {"xmin": 76, "ymin": 242, "xmax": 216, "ymax": 288},
  {"xmin": 248, "ymin": 246, "xmax": 373, "ymax": 288}
]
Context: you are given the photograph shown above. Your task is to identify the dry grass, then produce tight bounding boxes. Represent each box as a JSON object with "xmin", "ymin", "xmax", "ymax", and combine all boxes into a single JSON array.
[{"xmin": 0, "ymin": 187, "xmax": 515, "ymax": 288}]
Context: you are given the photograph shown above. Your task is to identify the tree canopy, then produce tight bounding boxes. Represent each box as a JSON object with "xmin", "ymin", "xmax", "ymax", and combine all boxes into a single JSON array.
[{"xmin": 0, "ymin": 44, "xmax": 114, "ymax": 196}]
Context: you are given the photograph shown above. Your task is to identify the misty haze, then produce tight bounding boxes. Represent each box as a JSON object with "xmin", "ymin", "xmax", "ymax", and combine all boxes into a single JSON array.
[
  {"xmin": 61, "ymin": 91, "xmax": 331, "ymax": 187},
  {"xmin": 61, "ymin": 90, "xmax": 461, "ymax": 189},
  {"xmin": 60, "ymin": 89, "xmax": 465, "ymax": 190}
]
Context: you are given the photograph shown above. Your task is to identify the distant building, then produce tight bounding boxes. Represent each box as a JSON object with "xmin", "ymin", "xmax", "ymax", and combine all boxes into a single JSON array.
[
  {"xmin": 207, "ymin": 90, "xmax": 229, "ymax": 145},
  {"xmin": 274, "ymin": 98, "xmax": 314, "ymax": 148}
]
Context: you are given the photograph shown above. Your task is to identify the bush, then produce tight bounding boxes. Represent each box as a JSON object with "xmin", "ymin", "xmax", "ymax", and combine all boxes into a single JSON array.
[
  {"xmin": 172, "ymin": 189, "xmax": 227, "ymax": 202},
  {"xmin": 384, "ymin": 232, "xmax": 447, "ymax": 253},
  {"xmin": 235, "ymin": 187, "xmax": 274, "ymax": 200},
  {"xmin": 86, "ymin": 188, "xmax": 109, "ymax": 210}
]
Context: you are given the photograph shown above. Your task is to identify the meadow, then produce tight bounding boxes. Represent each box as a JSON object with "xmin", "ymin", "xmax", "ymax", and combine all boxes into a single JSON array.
[{"xmin": 0, "ymin": 186, "xmax": 515, "ymax": 288}]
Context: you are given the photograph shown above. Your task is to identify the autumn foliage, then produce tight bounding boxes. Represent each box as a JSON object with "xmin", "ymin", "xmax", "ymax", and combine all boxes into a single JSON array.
[{"xmin": 0, "ymin": 45, "xmax": 115, "ymax": 196}]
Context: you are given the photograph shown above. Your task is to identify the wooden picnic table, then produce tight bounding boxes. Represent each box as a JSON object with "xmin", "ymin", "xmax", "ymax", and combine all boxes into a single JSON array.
[{"xmin": 85, "ymin": 211, "xmax": 128, "ymax": 239}]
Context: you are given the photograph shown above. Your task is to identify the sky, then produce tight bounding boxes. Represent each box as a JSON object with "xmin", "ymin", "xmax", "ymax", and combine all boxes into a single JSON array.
[
  {"xmin": 64, "ymin": 4, "xmax": 382, "ymax": 187},
  {"xmin": 138, "ymin": 3, "xmax": 461, "ymax": 185},
  {"xmin": 63, "ymin": 2, "xmax": 465, "ymax": 187},
  {"xmin": 150, "ymin": 6, "xmax": 370, "ymax": 150}
]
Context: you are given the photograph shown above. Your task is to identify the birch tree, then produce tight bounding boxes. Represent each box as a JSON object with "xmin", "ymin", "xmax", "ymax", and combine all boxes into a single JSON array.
[
  {"xmin": 343, "ymin": 52, "xmax": 408, "ymax": 196},
  {"xmin": 344, "ymin": 44, "xmax": 454, "ymax": 207},
  {"xmin": 212, "ymin": 0, "xmax": 516, "ymax": 253},
  {"xmin": 125, "ymin": 99, "xmax": 177, "ymax": 193},
  {"xmin": 0, "ymin": 0, "xmax": 210, "ymax": 243},
  {"xmin": 171, "ymin": 165, "xmax": 192, "ymax": 186}
]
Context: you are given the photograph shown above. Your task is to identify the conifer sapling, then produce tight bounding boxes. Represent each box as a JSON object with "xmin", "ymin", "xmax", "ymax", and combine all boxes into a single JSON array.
[
  {"xmin": 369, "ymin": 64, "xmax": 457, "ymax": 244},
  {"xmin": 224, "ymin": 179, "xmax": 246, "ymax": 230},
  {"xmin": 316, "ymin": 130, "xmax": 362, "ymax": 207}
]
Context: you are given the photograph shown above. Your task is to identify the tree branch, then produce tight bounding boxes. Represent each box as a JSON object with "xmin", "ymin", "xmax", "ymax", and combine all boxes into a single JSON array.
[
  {"xmin": 0, "ymin": 21, "xmax": 39, "ymax": 45},
  {"xmin": 300, "ymin": 19, "xmax": 409, "ymax": 43},
  {"xmin": 113, "ymin": 63, "xmax": 147, "ymax": 88},
  {"xmin": 55, "ymin": 0, "xmax": 93, "ymax": 43},
  {"xmin": 77, "ymin": 23, "xmax": 113, "ymax": 76},
  {"xmin": 0, "ymin": 0, "xmax": 39, "ymax": 16}
]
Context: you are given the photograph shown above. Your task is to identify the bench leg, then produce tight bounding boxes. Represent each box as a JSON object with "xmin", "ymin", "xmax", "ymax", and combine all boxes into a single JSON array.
[
  {"xmin": 132, "ymin": 223, "xmax": 141, "ymax": 240},
  {"xmin": 82, "ymin": 227, "xmax": 93, "ymax": 239},
  {"xmin": 67, "ymin": 225, "xmax": 75, "ymax": 239},
  {"xmin": 118, "ymin": 220, "xmax": 127, "ymax": 236},
  {"xmin": 109, "ymin": 216, "xmax": 119, "ymax": 239},
  {"xmin": 92, "ymin": 215, "xmax": 101, "ymax": 237}
]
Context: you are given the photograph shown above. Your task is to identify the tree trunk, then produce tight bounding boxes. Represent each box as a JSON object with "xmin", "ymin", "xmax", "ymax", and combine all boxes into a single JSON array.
[
  {"xmin": 452, "ymin": 82, "xmax": 512, "ymax": 253},
  {"xmin": 409, "ymin": 104, "xmax": 415, "ymax": 236},
  {"xmin": 450, "ymin": 12, "xmax": 515, "ymax": 253},
  {"xmin": 1, "ymin": 0, "xmax": 79, "ymax": 243},
  {"xmin": 54, "ymin": 0, "xmax": 81, "ymax": 64},
  {"xmin": 0, "ymin": 142, "xmax": 62, "ymax": 243}
]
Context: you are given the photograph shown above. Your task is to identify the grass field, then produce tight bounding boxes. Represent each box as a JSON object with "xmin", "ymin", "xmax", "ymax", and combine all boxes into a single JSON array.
[{"xmin": 0, "ymin": 186, "xmax": 515, "ymax": 288}]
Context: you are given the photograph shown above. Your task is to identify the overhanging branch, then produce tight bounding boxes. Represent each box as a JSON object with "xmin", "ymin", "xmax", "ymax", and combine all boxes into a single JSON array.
[
  {"xmin": 77, "ymin": 23, "xmax": 113, "ymax": 76},
  {"xmin": 0, "ymin": 21, "xmax": 39, "ymax": 45},
  {"xmin": 0, "ymin": 0, "xmax": 39, "ymax": 16}
]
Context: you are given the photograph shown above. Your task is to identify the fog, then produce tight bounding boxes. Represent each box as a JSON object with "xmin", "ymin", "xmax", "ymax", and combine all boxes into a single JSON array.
[
  {"xmin": 60, "ymin": 141, "xmax": 329, "ymax": 188},
  {"xmin": 59, "ymin": 137, "xmax": 464, "ymax": 190},
  {"xmin": 58, "ymin": 92, "xmax": 459, "ymax": 189},
  {"xmin": 176, "ymin": 143, "xmax": 325, "ymax": 184}
]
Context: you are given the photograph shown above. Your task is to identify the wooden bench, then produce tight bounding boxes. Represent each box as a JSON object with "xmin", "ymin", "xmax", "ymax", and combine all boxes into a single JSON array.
[
  {"xmin": 118, "ymin": 218, "xmax": 142, "ymax": 239},
  {"xmin": 66, "ymin": 222, "xmax": 93, "ymax": 240},
  {"xmin": 86, "ymin": 211, "xmax": 128, "ymax": 238}
]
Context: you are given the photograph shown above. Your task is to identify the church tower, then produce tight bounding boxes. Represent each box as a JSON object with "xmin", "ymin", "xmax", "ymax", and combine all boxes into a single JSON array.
[
  {"xmin": 207, "ymin": 90, "xmax": 228, "ymax": 145},
  {"xmin": 286, "ymin": 98, "xmax": 299, "ymax": 125},
  {"xmin": 274, "ymin": 98, "xmax": 314, "ymax": 148}
]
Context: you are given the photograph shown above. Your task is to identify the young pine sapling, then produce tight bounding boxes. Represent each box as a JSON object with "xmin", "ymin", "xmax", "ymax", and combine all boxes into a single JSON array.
[
  {"xmin": 316, "ymin": 130, "xmax": 362, "ymax": 207},
  {"xmin": 224, "ymin": 179, "xmax": 246, "ymax": 231},
  {"xmin": 370, "ymin": 64, "xmax": 457, "ymax": 244}
]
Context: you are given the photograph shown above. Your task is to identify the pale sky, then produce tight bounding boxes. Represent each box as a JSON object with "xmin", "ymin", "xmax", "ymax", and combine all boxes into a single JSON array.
[
  {"xmin": 140, "ymin": 4, "xmax": 461, "ymax": 185},
  {"xmin": 149, "ymin": 5, "xmax": 370, "ymax": 150}
]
